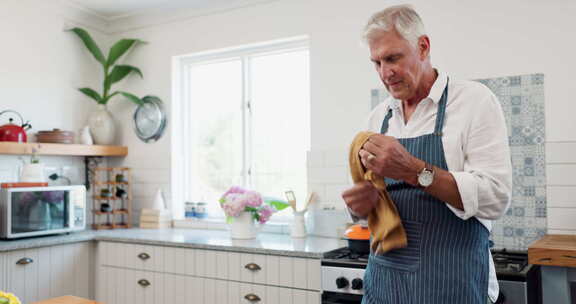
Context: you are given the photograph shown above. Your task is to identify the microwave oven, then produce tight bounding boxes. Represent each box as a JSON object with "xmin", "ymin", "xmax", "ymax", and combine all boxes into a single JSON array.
[{"xmin": 0, "ymin": 185, "xmax": 86, "ymax": 239}]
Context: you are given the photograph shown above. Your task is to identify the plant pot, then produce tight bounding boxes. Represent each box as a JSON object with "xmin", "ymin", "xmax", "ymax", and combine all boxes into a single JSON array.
[
  {"xmin": 229, "ymin": 211, "xmax": 258, "ymax": 239},
  {"xmin": 88, "ymin": 104, "xmax": 115, "ymax": 145}
]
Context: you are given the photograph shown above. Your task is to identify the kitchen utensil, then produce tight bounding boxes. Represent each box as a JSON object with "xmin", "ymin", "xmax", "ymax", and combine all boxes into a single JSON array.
[
  {"xmin": 0, "ymin": 110, "xmax": 31, "ymax": 142},
  {"xmin": 284, "ymin": 190, "xmax": 297, "ymax": 211},
  {"xmin": 36, "ymin": 129, "xmax": 75, "ymax": 144},
  {"xmin": 302, "ymin": 192, "xmax": 316, "ymax": 212},
  {"xmin": 345, "ymin": 224, "xmax": 371, "ymax": 254}
]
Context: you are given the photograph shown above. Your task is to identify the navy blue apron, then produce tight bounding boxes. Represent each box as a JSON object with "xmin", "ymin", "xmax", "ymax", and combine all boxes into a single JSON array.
[{"xmin": 362, "ymin": 80, "xmax": 490, "ymax": 304}]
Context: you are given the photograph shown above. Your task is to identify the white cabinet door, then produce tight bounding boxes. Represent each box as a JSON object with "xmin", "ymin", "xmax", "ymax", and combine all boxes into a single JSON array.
[
  {"xmin": 6, "ymin": 247, "xmax": 39, "ymax": 303},
  {"xmin": 5, "ymin": 242, "xmax": 93, "ymax": 303},
  {"xmin": 0, "ymin": 252, "xmax": 5, "ymax": 291}
]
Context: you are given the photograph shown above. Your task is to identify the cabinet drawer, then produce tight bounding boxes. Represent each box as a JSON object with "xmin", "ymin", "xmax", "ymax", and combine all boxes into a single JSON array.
[
  {"xmin": 99, "ymin": 242, "xmax": 190, "ymax": 275},
  {"xmin": 100, "ymin": 242, "xmax": 163, "ymax": 271},
  {"xmin": 229, "ymin": 252, "xmax": 321, "ymax": 290},
  {"xmin": 236, "ymin": 282, "xmax": 321, "ymax": 304},
  {"xmin": 99, "ymin": 267, "xmax": 165, "ymax": 304}
]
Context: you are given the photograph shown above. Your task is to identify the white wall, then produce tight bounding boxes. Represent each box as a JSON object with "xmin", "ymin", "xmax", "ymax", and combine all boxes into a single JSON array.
[
  {"xmin": 0, "ymin": 0, "xmax": 111, "ymax": 221},
  {"xmin": 107, "ymin": 0, "xmax": 576, "ymax": 233}
]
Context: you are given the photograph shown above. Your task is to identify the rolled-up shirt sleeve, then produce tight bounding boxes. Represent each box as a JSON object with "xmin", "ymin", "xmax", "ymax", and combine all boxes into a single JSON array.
[{"xmin": 448, "ymin": 88, "xmax": 512, "ymax": 220}]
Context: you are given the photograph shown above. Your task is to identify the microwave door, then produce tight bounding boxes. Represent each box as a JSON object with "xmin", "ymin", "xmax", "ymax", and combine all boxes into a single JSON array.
[{"xmin": 8, "ymin": 190, "xmax": 71, "ymax": 238}]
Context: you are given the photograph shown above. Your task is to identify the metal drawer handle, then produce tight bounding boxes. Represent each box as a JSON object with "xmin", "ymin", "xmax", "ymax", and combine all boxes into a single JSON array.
[
  {"xmin": 16, "ymin": 257, "xmax": 34, "ymax": 265},
  {"xmin": 244, "ymin": 263, "xmax": 261, "ymax": 271},
  {"xmin": 244, "ymin": 293, "xmax": 261, "ymax": 302},
  {"xmin": 137, "ymin": 279, "xmax": 151, "ymax": 287},
  {"xmin": 138, "ymin": 252, "xmax": 151, "ymax": 260},
  {"xmin": 538, "ymin": 258, "xmax": 552, "ymax": 262},
  {"xmin": 563, "ymin": 255, "xmax": 576, "ymax": 259}
]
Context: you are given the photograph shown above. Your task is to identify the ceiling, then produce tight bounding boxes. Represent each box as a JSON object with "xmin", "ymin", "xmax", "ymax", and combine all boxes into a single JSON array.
[{"xmin": 69, "ymin": 0, "xmax": 252, "ymax": 19}]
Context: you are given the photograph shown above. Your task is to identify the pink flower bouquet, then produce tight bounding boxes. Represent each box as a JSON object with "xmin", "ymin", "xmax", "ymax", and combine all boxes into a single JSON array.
[{"xmin": 219, "ymin": 186, "xmax": 289, "ymax": 224}]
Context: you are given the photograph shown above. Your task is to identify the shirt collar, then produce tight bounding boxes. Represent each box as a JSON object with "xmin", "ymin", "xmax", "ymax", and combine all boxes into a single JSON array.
[
  {"xmin": 386, "ymin": 69, "xmax": 448, "ymax": 109},
  {"xmin": 427, "ymin": 69, "xmax": 448, "ymax": 104}
]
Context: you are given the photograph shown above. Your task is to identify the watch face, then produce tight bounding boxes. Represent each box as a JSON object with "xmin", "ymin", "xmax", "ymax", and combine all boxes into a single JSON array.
[{"xmin": 418, "ymin": 170, "xmax": 434, "ymax": 187}]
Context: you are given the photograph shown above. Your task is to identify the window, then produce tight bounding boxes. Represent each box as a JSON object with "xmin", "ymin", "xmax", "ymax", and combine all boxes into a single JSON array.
[{"xmin": 172, "ymin": 37, "xmax": 310, "ymax": 222}]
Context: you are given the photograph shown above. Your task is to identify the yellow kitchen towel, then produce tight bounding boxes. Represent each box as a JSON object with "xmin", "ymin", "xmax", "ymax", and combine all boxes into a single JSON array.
[{"xmin": 349, "ymin": 131, "xmax": 407, "ymax": 254}]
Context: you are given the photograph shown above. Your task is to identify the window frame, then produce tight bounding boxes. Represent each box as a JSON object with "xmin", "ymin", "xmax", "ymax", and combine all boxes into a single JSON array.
[{"xmin": 172, "ymin": 36, "xmax": 310, "ymax": 221}]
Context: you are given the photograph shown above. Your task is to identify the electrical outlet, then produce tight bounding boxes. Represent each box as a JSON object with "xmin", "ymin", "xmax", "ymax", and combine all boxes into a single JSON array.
[
  {"xmin": 321, "ymin": 202, "xmax": 337, "ymax": 210},
  {"xmin": 62, "ymin": 166, "xmax": 81, "ymax": 184}
]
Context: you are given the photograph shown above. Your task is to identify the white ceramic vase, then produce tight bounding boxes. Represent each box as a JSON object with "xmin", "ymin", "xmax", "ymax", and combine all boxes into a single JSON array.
[
  {"xmin": 290, "ymin": 211, "xmax": 307, "ymax": 238},
  {"xmin": 230, "ymin": 211, "xmax": 258, "ymax": 239},
  {"xmin": 79, "ymin": 125, "xmax": 93, "ymax": 145},
  {"xmin": 88, "ymin": 104, "xmax": 115, "ymax": 145}
]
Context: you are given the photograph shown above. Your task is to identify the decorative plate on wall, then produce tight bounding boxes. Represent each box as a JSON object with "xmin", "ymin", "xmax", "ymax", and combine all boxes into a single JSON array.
[{"xmin": 133, "ymin": 95, "xmax": 167, "ymax": 143}]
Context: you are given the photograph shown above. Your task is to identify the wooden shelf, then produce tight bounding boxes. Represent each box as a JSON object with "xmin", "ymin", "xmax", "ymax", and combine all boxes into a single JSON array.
[
  {"xmin": 93, "ymin": 196, "xmax": 123, "ymax": 200},
  {"xmin": 93, "ymin": 181, "xmax": 129, "ymax": 185},
  {"xmin": 92, "ymin": 209, "xmax": 129, "ymax": 215},
  {"xmin": 0, "ymin": 142, "xmax": 127, "ymax": 156},
  {"xmin": 92, "ymin": 223, "xmax": 130, "ymax": 230}
]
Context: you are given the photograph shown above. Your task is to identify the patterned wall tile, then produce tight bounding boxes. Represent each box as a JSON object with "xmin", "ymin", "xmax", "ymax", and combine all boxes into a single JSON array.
[
  {"xmin": 477, "ymin": 73, "xmax": 546, "ymax": 250},
  {"xmin": 371, "ymin": 73, "xmax": 546, "ymax": 250}
]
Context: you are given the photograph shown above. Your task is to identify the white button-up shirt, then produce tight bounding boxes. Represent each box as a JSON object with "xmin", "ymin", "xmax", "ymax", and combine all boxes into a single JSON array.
[{"xmin": 365, "ymin": 70, "xmax": 512, "ymax": 302}]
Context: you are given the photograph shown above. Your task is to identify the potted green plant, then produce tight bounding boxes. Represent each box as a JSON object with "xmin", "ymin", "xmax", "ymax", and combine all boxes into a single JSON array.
[{"xmin": 69, "ymin": 27, "xmax": 146, "ymax": 145}]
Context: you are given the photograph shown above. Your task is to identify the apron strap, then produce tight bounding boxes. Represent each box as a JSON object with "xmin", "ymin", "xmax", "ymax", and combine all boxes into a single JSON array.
[
  {"xmin": 433, "ymin": 78, "xmax": 449, "ymax": 136},
  {"xmin": 380, "ymin": 108, "xmax": 393, "ymax": 134}
]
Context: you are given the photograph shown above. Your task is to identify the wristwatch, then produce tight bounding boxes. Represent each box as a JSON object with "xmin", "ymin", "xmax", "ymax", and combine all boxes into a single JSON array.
[{"xmin": 417, "ymin": 162, "xmax": 434, "ymax": 188}]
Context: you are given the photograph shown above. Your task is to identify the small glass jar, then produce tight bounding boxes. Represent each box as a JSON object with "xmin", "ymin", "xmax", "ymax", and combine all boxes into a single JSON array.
[
  {"xmin": 184, "ymin": 202, "xmax": 196, "ymax": 219},
  {"xmin": 195, "ymin": 202, "xmax": 208, "ymax": 219}
]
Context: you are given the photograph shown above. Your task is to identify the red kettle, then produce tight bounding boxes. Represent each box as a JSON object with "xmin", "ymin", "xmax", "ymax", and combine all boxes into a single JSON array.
[{"xmin": 0, "ymin": 110, "xmax": 32, "ymax": 142}]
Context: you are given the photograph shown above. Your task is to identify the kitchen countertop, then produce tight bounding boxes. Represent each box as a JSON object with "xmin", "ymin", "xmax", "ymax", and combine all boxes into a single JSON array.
[
  {"xmin": 528, "ymin": 234, "xmax": 576, "ymax": 267},
  {"xmin": 0, "ymin": 228, "xmax": 345, "ymax": 258}
]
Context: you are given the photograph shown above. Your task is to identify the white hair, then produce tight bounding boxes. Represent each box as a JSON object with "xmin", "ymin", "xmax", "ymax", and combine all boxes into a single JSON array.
[{"xmin": 363, "ymin": 4, "xmax": 426, "ymax": 48}]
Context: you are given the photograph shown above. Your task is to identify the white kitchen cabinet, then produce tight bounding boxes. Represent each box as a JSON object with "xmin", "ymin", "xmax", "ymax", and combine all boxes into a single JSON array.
[
  {"xmin": 3, "ymin": 242, "xmax": 94, "ymax": 303},
  {"xmin": 97, "ymin": 241, "xmax": 323, "ymax": 304},
  {"xmin": 0, "ymin": 252, "xmax": 5, "ymax": 291}
]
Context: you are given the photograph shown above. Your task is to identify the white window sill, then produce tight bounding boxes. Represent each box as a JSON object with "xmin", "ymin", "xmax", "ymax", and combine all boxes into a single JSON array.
[{"xmin": 173, "ymin": 218, "xmax": 291, "ymax": 234}]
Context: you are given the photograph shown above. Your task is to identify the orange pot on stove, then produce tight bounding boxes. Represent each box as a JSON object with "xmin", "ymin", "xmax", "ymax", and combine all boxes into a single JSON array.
[{"xmin": 345, "ymin": 224, "xmax": 370, "ymax": 254}]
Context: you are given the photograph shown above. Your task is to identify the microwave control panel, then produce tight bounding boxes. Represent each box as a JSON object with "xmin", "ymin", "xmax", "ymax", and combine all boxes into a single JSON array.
[{"xmin": 70, "ymin": 187, "xmax": 86, "ymax": 229}]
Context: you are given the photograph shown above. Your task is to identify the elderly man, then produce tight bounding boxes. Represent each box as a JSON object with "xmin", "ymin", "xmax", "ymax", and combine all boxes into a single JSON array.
[{"xmin": 342, "ymin": 5, "xmax": 512, "ymax": 304}]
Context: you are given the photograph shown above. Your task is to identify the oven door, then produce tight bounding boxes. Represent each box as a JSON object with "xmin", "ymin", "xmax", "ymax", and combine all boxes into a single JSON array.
[{"xmin": 322, "ymin": 291, "xmax": 363, "ymax": 304}]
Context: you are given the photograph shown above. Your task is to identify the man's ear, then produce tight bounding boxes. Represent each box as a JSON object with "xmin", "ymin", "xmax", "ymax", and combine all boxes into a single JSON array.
[{"xmin": 418, "ymin": 35, "xmax": 431, "ymax": 60}]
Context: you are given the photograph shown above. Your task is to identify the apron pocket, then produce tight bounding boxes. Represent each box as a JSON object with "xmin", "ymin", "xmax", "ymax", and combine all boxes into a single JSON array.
[{"xmin": 370, "ymin": 220, "xmax": 423, "ymax": 272}]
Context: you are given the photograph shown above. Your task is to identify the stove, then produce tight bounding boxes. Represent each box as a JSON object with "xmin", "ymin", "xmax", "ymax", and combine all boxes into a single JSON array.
[
  {"xmin": 491, "ymin": 249, "xmax": 542, "ymax": 304},
  {"xmin": 321, "ymin": 247, "xmax": 542, "ymax": 304},
  {"xmin": 322, "ymin": 248, "xmax": 367, "ymax": 303}
]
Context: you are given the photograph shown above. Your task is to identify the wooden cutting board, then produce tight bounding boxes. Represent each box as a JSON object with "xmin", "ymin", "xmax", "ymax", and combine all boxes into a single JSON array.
[
  {"xmin": 31, "ymin": 296, "xmax": 102, "ymax": 304},
  {"xmin": 528, "ymin": 234, "xmax": 576, "ymax": 267}
]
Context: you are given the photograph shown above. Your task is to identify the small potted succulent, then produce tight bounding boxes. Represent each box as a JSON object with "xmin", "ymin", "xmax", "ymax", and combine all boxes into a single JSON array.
[{"xmin": 219, "ymin": 186, "xmax": 289, "ymax": 239}]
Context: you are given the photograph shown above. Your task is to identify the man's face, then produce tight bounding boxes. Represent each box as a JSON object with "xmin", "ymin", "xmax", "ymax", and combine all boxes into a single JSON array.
[{"xmin": 368, "ymin": 29, "xmax": 428, "ymax": 101}]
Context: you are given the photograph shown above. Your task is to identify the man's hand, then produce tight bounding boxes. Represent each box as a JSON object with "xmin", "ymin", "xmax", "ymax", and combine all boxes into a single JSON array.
[
  {"xmin": 342, "ymin": 181, "xmax": 379, "ymax": 218},
  {"xmin": 359, "ymin": 134, "xmax": 424, "ymax": 186}
]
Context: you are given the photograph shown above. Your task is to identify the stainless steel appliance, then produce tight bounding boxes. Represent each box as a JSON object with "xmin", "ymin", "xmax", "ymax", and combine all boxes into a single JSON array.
[
  {"xmin": 492, "ymin": 249, "xmax": 542, "ymax": 304},
  {"xmin": 321, "ymin": 247, "xmax": 542, "ymax": 304},
  {"xmin": 0, "ymin": 185, "xmax": 86, "ymax": 239}
]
